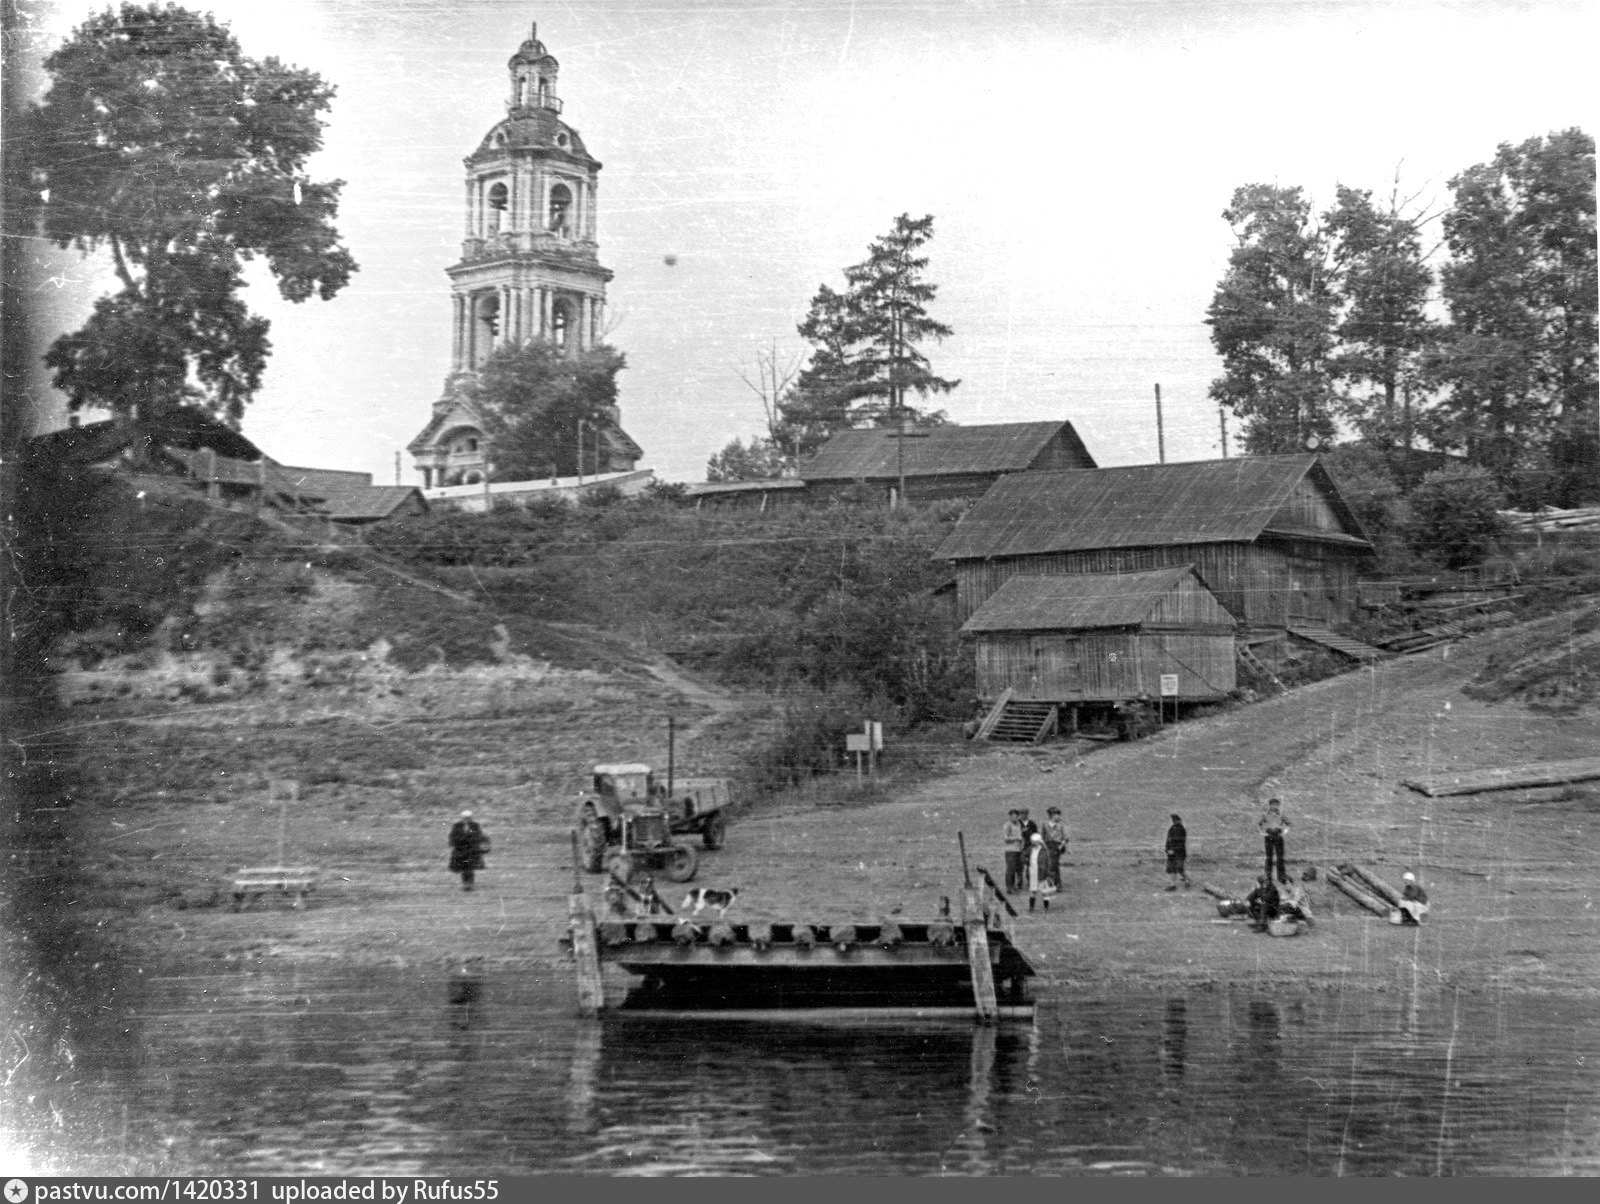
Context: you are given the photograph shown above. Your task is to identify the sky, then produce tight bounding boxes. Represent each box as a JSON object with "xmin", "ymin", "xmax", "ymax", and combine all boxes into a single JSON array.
[{"xmin": 10, "ymin": 0, "xmax": 1598, "ymax": 484}]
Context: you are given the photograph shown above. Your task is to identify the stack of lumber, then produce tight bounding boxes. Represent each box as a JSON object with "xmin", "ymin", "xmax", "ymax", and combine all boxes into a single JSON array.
[
  {"xmin": 1323, "ymin": 866, "xmax": 1391, "ymax": 917},
  {"xmin": 1401, "ymin": 756, "xmax": 1600, "ymax": 798}
]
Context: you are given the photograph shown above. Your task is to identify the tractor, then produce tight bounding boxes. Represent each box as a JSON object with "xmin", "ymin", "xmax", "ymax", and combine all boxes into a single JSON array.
[{"xmin": 574, "ymin": 762, "xmax": 730, "ymax": 884}]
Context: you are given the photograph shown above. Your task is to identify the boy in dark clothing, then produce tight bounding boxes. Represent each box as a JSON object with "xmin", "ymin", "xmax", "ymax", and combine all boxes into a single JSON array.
[
  {"xmin": 1164, "ymin": 814, "xmax": 1190, "ymax": 890},
  {"xmin": 1246, "ymin": 876, "xmax": 1280, "ymax": 931},
  {"xmin": 1002, "ymin": 810, "xmax": 1024, "ymax": 893},
  {"xmin": 448, "ymin": 810, "xmax": 487, "ymax": 892}
]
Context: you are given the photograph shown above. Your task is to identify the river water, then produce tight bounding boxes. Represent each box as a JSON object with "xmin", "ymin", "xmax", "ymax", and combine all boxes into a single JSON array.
[{"xmin": 15, "ymin": 963, "xmax": 1600, "ymax": 1175}]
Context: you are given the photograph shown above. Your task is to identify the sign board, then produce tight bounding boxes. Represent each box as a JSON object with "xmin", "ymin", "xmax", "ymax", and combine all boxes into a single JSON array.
[
  {"xmin": 867, "ymin": 721, "xmax": 883, "ymax": 751},
  {"xmin": 845, "ymin": 734, "xmax": 871, "ymax": 753},
  {"xmin": 1159, "ymin": 674, "xmax": 1180, "ymax": 697}
]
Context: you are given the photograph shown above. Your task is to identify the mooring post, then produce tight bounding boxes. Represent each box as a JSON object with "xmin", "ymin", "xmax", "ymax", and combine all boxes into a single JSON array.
[
  {"xmin": 569, "ymin": 830, "xmax": 605, "ymax": 1014},
  {"xmin": 962, "ymin": 886, "xmax": 998, "ymax": 1024}
]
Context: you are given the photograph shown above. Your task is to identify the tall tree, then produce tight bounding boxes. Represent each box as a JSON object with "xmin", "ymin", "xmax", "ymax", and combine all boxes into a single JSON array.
[
  {"xmin": 1431, "ymin": 129, "xmax": 1596, "ymax": 506},
  {"xmin": 472, "ymin": 340, "xmax": 626, "ymax": 481},
  {"xmin": 780, "ymin": 214, "xmax": 958, "ymax": 459},
  {"xmin": 1324, "ymin": 184, "xmax": 1436, "ymax": 477},
  {"xmin": 1206, "ymin": 185, "xmax": 1339, "ymax": 454},
  {"xmin": 27, "ymin": 3, "xmax": 356, "ymax": 429}
]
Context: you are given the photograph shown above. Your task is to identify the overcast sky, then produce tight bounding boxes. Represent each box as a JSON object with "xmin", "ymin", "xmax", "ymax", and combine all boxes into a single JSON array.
[{"xmin": 13, "ymin": 0, "xmax": 1598, "ymax": 483}]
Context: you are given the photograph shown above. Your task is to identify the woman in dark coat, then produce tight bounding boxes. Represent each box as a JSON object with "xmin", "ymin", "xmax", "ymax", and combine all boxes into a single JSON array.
[{"xmin": 448, "ymin": 810, "xmax": 487, "ymax": 891}]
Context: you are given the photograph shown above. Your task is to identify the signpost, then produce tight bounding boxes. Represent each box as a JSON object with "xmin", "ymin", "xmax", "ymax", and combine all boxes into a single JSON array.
[{"xmin": 1159, "ymin": 674, "xmax": 1179, "ymax": 726}]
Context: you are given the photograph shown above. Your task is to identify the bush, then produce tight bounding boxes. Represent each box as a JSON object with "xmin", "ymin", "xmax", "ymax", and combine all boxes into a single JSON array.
[{"xmin": 1404, "ymin": 465, "xmax": 1507, "ymax": 568}]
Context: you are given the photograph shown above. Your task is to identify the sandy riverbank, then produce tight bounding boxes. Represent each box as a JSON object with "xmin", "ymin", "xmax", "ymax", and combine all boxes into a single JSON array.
[{"xmin": 11, "ymin": 625, "xmax": 1597, "ymax": 1006}]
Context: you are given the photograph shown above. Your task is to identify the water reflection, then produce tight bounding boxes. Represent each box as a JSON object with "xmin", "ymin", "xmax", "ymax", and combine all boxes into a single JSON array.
[{"xmin": 17, "ymin": 965, "xmax": 1600, "ymax": 1176}]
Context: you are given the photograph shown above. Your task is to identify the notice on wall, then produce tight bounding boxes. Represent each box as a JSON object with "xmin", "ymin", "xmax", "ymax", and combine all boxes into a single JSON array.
[{"xmin": 1159, "ymin": 674, "xmax": 1180, "ymax": 697}]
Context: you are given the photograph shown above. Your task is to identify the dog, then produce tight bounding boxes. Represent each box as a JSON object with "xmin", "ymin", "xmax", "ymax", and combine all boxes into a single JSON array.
[{"xmin": 681, "ymin": 887, "xmax": 740, "ymax": 917}]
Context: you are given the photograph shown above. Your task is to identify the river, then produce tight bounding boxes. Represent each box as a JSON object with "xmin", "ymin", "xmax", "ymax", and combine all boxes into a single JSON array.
[{"xmin": 11, "ymin": 963, "xmax": 1599, "ymax": 1175}]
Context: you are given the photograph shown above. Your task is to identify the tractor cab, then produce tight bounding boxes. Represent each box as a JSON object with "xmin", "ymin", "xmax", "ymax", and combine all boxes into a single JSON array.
[{"xmin": 592, "ymin": 763, "xmax": 657, "ymax": 815}]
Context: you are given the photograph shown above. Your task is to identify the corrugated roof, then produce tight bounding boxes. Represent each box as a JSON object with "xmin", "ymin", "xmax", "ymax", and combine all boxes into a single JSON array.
[
  {"xmin": 801, "ymin": 421, "xmax": 1091, "ymax": 481},
  {"xmin": 937, "ymin": 455, "xmax": 1366, "ymax": 560},
  {"xmin": 960, "ymin": 567, "xmax": 1208, "ymax": 632}
]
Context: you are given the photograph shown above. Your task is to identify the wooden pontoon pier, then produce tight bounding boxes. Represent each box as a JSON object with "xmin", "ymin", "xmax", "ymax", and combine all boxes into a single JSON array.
[{"xmin": 567, "ymin": 838, "xmax": 1037, "ymax": 1022}]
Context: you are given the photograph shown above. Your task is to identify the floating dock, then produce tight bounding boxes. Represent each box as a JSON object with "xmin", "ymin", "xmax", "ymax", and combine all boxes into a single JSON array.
[{"xmin": 568, "ymin": 884, "xmax": 1037, "ymax": 1023}]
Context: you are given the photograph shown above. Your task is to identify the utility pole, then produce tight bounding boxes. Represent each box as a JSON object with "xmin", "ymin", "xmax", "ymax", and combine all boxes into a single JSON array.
[
  {"xmin": 1154, "ymin": 383, "xmax": 1166, "ymax": 463},
  {"xmin": 1219, "ymin": 403, "xmax": 1229, "ymax": 459}
]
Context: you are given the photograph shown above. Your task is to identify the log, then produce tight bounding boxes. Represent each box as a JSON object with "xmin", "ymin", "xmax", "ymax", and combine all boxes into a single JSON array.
[
  {"xmin": 1325, "ymin": 869, "xmax": 1389, "ymax": 916},
  {"xmin": 962, "ymin": 887, "xmax": 999, "ymax": 1024},
  {"xmin": 1200, "ymin": 883, "xmax": 1233, "ymax": 902},
  {"xmin": 1401, "ymin": 755, "xmax": 1600, "ymax": 797},
  {"xmin": 1344, "ymin": 863, "xmax": 1402, "ymax": 906}
]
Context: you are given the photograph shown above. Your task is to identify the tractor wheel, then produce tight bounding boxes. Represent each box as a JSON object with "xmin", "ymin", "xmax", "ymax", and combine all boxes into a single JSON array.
[
  {"xmin": 701, "ymin": 811, "xmax": 727, "ymax": 851},
  {"xmin": 606, "ymin": 851, "xmax": 636, "ymax": 885},
  {"xmin": 577, "ymin": 807, "xmax": 606, "ymax": 873},
  {"xmin": 664, "ymin": 844, "xmax": 699, "ymax": 883}
]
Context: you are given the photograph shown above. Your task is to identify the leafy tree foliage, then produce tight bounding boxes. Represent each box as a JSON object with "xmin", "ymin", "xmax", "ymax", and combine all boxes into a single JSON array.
[
  {"xmin": 1324, "ymin": 185, "xmax": 1436, "ymax": 473},
  {"xmin": 27, "ymin": 3, "xmax": 356, "ymax": 427},
  {"xmin": 706, "ymin": 436, "xmax": 787, "ymax": 481},
  {"xmin": 1430, "ymin": 129, "xmax": 1597, "ymax": 506},
  {"xmin": 779, "ymin": 214, "xmax": 958, "ymax": 457},
  {"xmin": 1404, "ymin": 464, "xmax": 1507, "ymax": 568},
  {"xmin": 471, "ymin": 340, "xmax": 627, "ymax": 480},
  {"xmin": 1206, "ymin": 185, "xmax": 1339, "ymax": 454}
]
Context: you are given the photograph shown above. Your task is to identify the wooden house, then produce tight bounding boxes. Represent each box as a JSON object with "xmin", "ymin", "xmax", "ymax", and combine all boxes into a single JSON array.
[
  {"xmin": 937, "ymin": 455, "xmax": 1374, "ymax": 672},
  {"xmin": 801, "ymin": 420, "xmax": 1096, "ymax": 504},
  {"xmin": 961, "ymin": 567, "xmax": 1237, "ymax": 704}
]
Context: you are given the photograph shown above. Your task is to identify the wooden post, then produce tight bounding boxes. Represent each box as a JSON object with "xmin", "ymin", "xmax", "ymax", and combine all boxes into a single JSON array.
[
  {"xmin": 569, "ymin": 830, "xmax": 604, "ymax": 1014},
  {"xmin": 962, "ymin": 886, "xmax": 998, "ymax": 1024},
  {"xmin": 1155, "ymin": 383, "xmax": 1165, "ymax": 464}
]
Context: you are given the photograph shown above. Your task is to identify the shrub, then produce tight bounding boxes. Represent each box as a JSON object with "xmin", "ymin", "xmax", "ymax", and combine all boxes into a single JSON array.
[{"xmin": 1404, "ymin": 465, "xmax": 1507, "ymax": 568}]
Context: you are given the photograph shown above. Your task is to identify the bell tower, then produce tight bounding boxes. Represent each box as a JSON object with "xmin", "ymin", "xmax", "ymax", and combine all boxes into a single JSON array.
[{"xmin": 409, "ymin": 22, "xmax": 635, "ymax": 489}]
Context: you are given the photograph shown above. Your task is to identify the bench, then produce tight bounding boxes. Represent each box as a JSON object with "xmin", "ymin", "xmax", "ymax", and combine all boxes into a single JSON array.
[{"xmin": 232, "ymin": 865, "xmax": 321, "ymax": 910}]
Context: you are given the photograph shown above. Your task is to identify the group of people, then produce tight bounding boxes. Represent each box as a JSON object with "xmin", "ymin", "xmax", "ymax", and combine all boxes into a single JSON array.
[
  {"xmin": 1001, "ymin": 794, "xmax": 1431, "ymax": 930},
  {"xmin": 1001, "ymin": 806, "xmax": 1068, "ymax": 912}
]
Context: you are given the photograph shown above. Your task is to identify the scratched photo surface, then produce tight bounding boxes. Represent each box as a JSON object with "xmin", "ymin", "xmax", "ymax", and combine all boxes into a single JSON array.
[{"xmin": 3, "ymin": 0, "xmax": 1598, "ymax": 1176}]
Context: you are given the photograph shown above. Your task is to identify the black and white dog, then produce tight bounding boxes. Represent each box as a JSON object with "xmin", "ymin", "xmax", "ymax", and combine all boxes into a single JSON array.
[{"xmin": 681, "ymin": 887, "xmax": 740, "ymax": 917}]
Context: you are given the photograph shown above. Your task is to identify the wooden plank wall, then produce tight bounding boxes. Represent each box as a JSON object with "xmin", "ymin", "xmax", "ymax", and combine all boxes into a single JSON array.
[
  {"xmin": 973, "ymin": 631, "xmax": 1236, "ymax": 701},
  {"xmin": 954, "ymin": 541, "xmax": 1365, "ymax": 628}
]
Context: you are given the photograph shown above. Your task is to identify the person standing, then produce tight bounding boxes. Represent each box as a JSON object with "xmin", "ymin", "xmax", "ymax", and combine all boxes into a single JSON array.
[
  {"xmin": 1026, "ymin": 833, "xmax": 1051, "ymax": 912},
  {"xmin": 1164, "ymin": 813, "xmax": 1191, "ymax": 890},
  {"xmin": 1258, "ymin": 798, "xmax": 1289, "ymax": 884},
  {"xmin": 1043, "ymin": 806, "xmax": 1069, "ymax": 890},
  {"xmin": 448, "ymin": 810, "xmax": 488, "ymax": 892},
  {"xmin": 1002, "ymin": 809, "xmax": 1024, "ymax": 893}
]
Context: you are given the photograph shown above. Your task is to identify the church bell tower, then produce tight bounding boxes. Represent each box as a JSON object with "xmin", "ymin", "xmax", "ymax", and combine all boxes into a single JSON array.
[{"xmin": 408, "ymin": 23, "xmax": 638, "ymax": 489}]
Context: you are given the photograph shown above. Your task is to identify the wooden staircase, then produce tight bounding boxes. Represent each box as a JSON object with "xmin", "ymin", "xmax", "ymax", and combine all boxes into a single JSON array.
[
  {"xmin": 1235, "ymin": 644, "xmax": 1287, "ymax": 694},
  {"xmin": 977, "ymin": 691, "xmax": 1060, "ymax": 744}
]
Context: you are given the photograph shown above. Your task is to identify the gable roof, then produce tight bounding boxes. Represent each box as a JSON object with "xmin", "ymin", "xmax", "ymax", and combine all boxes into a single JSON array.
[
  {"xmin": 961, "ymin": 567, "xmax": 1223, "ymax": 633},
  {"xmin": 801, "ymin": 421, "xmax": 1093, "ymax": 482},
  {"xmin": 937, "ymin": 455, "xmax": 1370, "ymax": 561},
  {"xmin": 317, "ymin": 483, "xmax": 428, "ymax": 521}
]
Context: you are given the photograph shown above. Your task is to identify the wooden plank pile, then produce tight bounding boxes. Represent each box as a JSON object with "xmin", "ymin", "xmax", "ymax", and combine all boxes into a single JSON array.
[
  {"xmin": 1324, "ymin": 863, "xmax": 1401, "ymax": 918},
  {"xmin": 1401, "ymin": 756, "xmax": 1600, "ymax": 798}
]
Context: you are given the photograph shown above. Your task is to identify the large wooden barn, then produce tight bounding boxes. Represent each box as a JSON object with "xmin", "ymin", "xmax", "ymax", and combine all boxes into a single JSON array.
[
  {"xmin": 937, "ymin": 455, "xmax": 1375, "ymax": 676},
  {"xmin": 801, "ymin": 420, "xmax": 1096, "ymax": 504},
  {"xmin": 961, "ymin": 566, "xmax": 1238, "ymax": 704}
]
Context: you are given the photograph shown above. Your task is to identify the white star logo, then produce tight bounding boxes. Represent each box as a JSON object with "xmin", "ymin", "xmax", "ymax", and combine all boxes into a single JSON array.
[{"xmin": 5, "ymin": 1179, "xmax": 30, "ymax": 1203}]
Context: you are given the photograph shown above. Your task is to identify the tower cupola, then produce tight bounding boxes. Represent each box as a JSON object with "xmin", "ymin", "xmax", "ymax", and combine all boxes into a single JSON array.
[{"xmin": 508, "ymin": 23, "xmax": 560, "ymax": 113}]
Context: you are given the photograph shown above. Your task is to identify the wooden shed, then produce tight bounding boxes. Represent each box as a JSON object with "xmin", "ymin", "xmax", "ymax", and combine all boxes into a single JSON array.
[
  {"xmin": 961, "ymin": 567, "xmax": 1238, "ymax": 703},
  {"xmin": 937, "ymin": 456, "xmax": 1374, "ymax": 657},
  {"xmin": 801, "ymin": 420, "xmax": 1096, "ymax": 504}
]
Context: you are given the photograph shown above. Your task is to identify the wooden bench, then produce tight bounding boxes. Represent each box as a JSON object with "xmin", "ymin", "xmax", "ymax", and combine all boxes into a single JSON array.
[{"xmin": 232, "ymin": 865, "xmax": 321, "ymax": 910}]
